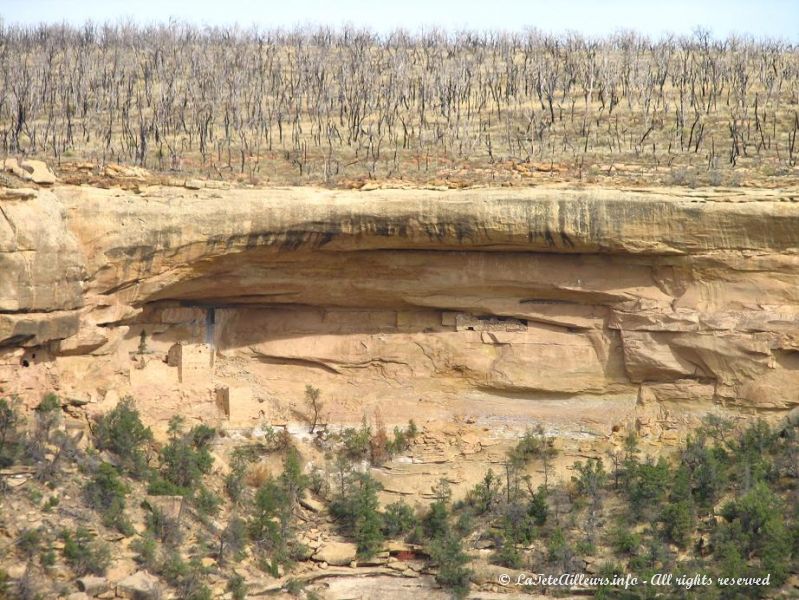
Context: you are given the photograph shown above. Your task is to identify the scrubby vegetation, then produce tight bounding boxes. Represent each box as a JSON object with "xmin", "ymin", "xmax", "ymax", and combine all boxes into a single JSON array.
[
  {"xmin": 448, "ymin": 416, "xmax": 799, "ymax": 599},
  {"xmin": 93, "ymin": 396, "xmax": 153, "ymax": 477},
  {"xmin": 0, "ymin": 24, "xmax": 797, "ymax": 187},
  {"xmin": 1, "ymin": 392, "xmax": 798, "ymax": 599}
]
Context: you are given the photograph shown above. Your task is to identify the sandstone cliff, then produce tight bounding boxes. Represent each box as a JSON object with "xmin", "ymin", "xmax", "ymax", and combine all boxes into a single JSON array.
[{"xmin": 2, "ymin": 184, "xmax": 799, "ymax": 441}]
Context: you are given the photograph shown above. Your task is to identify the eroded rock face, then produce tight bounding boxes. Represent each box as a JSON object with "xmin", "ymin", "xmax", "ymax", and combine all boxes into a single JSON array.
[{"xmin": 1, "ymin": 185, "xmax": 798, "ymax": 435}]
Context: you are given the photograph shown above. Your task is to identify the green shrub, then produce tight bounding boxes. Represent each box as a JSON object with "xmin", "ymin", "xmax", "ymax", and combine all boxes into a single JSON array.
[
  {"xmin": 149, "ymin": 417, "xmax": 215, "ymax": 495},
  {"xmin": 610, "ymin": 524, "xmax": 640, "ymax": 556},
  {"xmin": 493, "ymin": 536, "xmax": 523, "ymax": 569},
  {"xmin": 0, "ymin": 398, "xmax": 20, "ymax": 467},
  {"xmin": 353, "ymin": 481, "xmax": 384, "ymax": 558},
  {"xmin": 33, "ymin": 393, "xmax": 62, "ymax": 445},
  {"xmin": 329, "ymin": 471, "xmax": 384, "ymax": 558},
  {"xmin": 730, "ymin": 419, "xmax": 778, "ymax": 486},
  {"xmin": 575, "ymin": 539, "xmax": 596, "ymax": 556},
  {"xmin": 716, "ymin": 481, "xmax": 791, "ymax": 585},
  {"xmin": 159, "ymin": 551, "xmax": 215, "ymax": 600},
  {"xmin": 61, "ymin": 527, "xmax": 111, "ymax": 576},
  {"xmin": 278, "ymin": 447, "xmax": 308, "ymax": 508},
  {"xmin": 84, "ymin": 462, "xmax": 134, "ymax": 536},
  {"xmin": 158, "ymin": 549, "xmax": 189, "ymax": 586},
  {"xmin": 260, "ymin": 426, "xmax": 292, "ymax": 453},
  {"xmin": 572, "ymin": 458, "xmax": 607, "ymax": 497},
  {"xmin": 224, "ymin": 463, "xmax": 246, "ymax": 503},
  {"xmin": 40, "ymin": 545, "xmax": 56, "ymax": 567},
  {"xmin": 423, "ymin": 499, "xmax": 450, "ymax": 540},
  {"xmin": 625, "ymin": 456, "xmax": 670, "ymax": 518},
  {"xmin": 386, "ymin": 420, "xmax": 419, "ymax": 455},
  {"xmin": 547, "ymin": 527, "xmax": 573, "ymax": 570},
  {"xmin": 249, "ymin": 477, "xmax": 294, "ymax": 563},
  {"xmin": 464, "ymin": 469, "xmax": 501, "ymax": 515},
  {"xmin": 661, "ymin": 501, "xmax": 693, "ymax": 548},
  {"xmin": 94, "ymin": 397, "xmax": 153, "ymax": 477},
  {"xmin": 528, "ymin": 486, "xmax": 549, "ymax": 526},
  {"xmin": 145, "ymin": 505, "xmax": 183, "ymax": 547},
  {"xmin": 193, "ymin": 486, "xmax": 221, "ymax": 518},
  {"xmin": 429, "ymin": 533, "xmax": 471, "ymax": 599},
  {"xmin": 510, "ymin": 425, "xmax": 557, "ymax": 464},
  {"xmin": 178, "ymin": 559, "xmax": 212, "ymax": 600},
  {"xmin": 382, "ymin": 500, "xmax": 418, "ymax": 538},
  {"xmin": 219, "ymin": 517, "xmax": 248, "ymax": 564},
  {"xmin": 455, "ymin": 510, "xmax": 475, "ymax": 536},
  {"xmin": 247, "ymin": 448, "xmax": 309, "ymax": 564},
  {"xmin": 16, "ymin": 528, "xmax": 42, "ymax": 561},
  {"xmin": 227, "ymin": 573, "xmax": 247, "ymax": 600},
  {"xmin": 285, "ymin": 578, "xmax": 305, "ymax": 595},
  {"xmin": 308, "ymin": 465, "xmax": 329, "ymax": 497},
  {"xmin": 681, "ymin": 433, "xmax": 728, "ymax": 509},
  {"xmin": 131, "ymin": 533, "xmax": 158, "ymax": 570},
  {"xmin": 501, "ymin": 502, "xmax": 537, "ymax": 545},
  {"xmin": 338, "ymin": 422, "xmax": 372, "ymax": 461},
  {"xmin": 422, "ymin": 479, "xmax": 452, "ymax": 540}
]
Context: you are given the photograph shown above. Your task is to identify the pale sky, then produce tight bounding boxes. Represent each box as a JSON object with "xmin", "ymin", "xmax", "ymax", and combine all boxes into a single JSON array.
[{"xmin": 2, "ymin": 0, "xmax": 798, "ymax": 40}]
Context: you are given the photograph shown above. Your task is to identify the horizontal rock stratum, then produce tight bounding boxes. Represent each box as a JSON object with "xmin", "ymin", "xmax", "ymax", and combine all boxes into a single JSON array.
[{"xmin": 2, "ymin": 184, "xmax": 799, "ymax": 436}]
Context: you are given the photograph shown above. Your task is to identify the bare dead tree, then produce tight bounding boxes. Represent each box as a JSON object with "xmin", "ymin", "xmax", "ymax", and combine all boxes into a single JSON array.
[{"xmin": 0, "ymin": 23, "xmax": 796, "ymax": 187}]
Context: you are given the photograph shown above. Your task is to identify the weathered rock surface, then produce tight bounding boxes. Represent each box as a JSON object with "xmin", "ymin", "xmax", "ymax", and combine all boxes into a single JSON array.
[
  {"xmin": 313, "ymin": 541, "xmax": 359, "ymax": 566},
  {"xmin": 2, "ymin": 184, "xmax": 799, "ymax": 433},
  {"xmin": 75, "ymin": 575, "xmax": 109, "ymax": 595},
  {"xmin": 4, "ymin": 158, "xmax": 57, "ymax": 185},
  {"xmin": 116, "ymin": 570, "xmax": 160, "ymax": 599}
]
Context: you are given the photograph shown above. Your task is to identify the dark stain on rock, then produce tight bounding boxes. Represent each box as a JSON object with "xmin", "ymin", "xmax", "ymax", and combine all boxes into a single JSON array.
[
  {"xmin": 454, "ymin": 220, "xmax": 476, "ymax": 242},
  {"xmin": 280, "ymin": 231, "xmax": 307, "ymax": 251},
  {"xmin": 543, "ymin": 226, "xmax": 556, "ymax": 248}
]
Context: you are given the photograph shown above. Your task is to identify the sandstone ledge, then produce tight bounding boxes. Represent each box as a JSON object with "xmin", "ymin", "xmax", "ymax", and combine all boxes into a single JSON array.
[{"xmin": 2, "ymin": 184, "xmax": 798, "ymax": 428}]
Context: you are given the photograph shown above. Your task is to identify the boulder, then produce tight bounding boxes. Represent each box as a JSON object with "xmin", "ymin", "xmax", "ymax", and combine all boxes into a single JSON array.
[
  {"xmin": 312, "ymin": 541, "xmax": 359, "ymax": 566},
  {"xmin": 116, "ymin": 571, "xmax": 161, "ymax": 599},
  {"xmin": 20, "ymin": 159, "xmax": 56, "ymax": 185},
  {"xmin": 3, "ymin": 157, "xmax": 26, "ymax": 178},
  {"xmin": 76, "ymin": 575, "xmax": 109, "ymax": 595}
]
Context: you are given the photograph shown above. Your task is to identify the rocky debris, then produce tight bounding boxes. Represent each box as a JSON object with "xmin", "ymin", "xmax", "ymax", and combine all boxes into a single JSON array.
[
  {"xmin": 116, "ymin": 571, "xmax": 161, "ymax": 599},
  {"xmin": 312, "ymin": 541, "xmax": 359, "ymax": 566},
  {"xmin": 3, "ymin": 158, "xmax": 56, "ymax": 184},
  {"xmin": 103, "ymin": 163, "xmax": 149, "ymax": 179}
]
